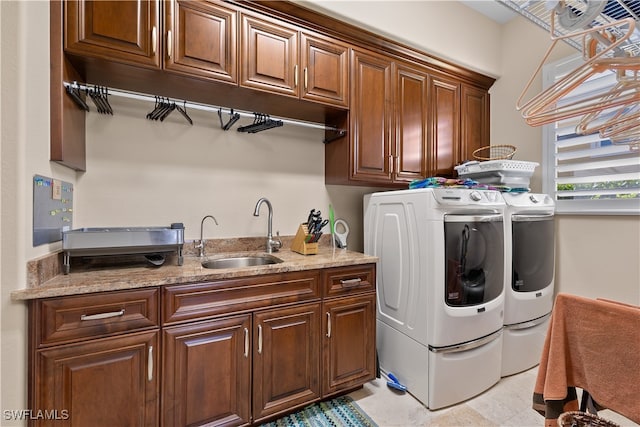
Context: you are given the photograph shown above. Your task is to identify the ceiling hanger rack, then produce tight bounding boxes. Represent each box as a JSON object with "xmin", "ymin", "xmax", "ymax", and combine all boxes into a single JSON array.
[{"xmin": 63, "ymin": 81, "xmax": 347, "ymax": 141}]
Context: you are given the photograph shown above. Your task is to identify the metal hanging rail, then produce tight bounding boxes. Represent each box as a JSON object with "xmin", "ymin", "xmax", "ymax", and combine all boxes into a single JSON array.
[{"xmin": 63, "ymin": 81, "xmax": 347, "ymax": 142}]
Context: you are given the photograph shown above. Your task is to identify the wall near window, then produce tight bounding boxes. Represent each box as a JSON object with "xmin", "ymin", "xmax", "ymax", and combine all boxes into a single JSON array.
[{"xmin": 494, "ymin": 15, "xmax": 640, "ymax": 304}]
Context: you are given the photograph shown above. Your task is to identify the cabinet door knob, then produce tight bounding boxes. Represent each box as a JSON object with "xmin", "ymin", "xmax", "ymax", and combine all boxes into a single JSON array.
[
  {"xmin": 167, "ymin": 30, "xmax": 173, "ymax": 59},
  {"xmin": 294, "ymin": 64, "xmax": 299, "ymax": 88},
  {"xmin": 258, "ymin": 324, "xmax": 263, "ymax": 354}
]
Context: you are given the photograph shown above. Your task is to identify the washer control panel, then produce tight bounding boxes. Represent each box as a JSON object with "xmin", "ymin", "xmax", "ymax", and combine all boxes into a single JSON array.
[{"xmin": 432, "ymin": 188, "xmax": 504, "ymax": 205}]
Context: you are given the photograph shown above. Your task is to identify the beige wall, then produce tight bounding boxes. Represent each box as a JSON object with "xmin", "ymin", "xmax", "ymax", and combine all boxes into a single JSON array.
[{"xmin": 1, "ymin": 0, "xmax": 639, "ymax": 421}]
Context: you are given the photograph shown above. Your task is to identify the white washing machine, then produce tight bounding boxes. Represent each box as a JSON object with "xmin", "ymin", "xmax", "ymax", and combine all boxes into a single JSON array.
[
  {"xmin": 364, "ymin": 188, "xmax": 507, "ymax": 409},
  {"xmin": 501, "ymin": 192, "xmax": 555, "ymax": 377}
]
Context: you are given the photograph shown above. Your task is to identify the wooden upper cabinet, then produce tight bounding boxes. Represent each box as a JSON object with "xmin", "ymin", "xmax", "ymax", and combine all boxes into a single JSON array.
[
  {"xmin": 461, "ymin": 84, "xmax": 490, "ymax": 163},
  {"xmin": 64, "ymin": 0, "xmax": 161, "ymax": 69},
  {"xmin": 164, "ymin": 0, "xmax": 237, "ymax": 83},
  {"xmin": 430, "ymin": 75, "xmax": 461, "ymax": 177},
  {"xmin": 240, "ymin": 13, "xmax": 349, "ymax": 107},
  {"xmin": 300, "ymin": 33, "xmax": 349, "ymax": 107},
  {"xmin": 240, "ymin": 13, "xmax": 299, "ymax": 97},
  {"xmin": 394, "ymin": 62, "xmax": 429, "ymax": 183},
  {"xmin": 350, "ymin": 48, "xmax": 394, "ymax": 183}
]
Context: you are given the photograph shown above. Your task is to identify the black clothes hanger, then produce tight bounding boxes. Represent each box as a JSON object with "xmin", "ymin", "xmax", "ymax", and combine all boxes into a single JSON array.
[
  {"xmin": 65, "ymin": 82, "xmax": 90, "ymax": 112},
  {"xmin": 237, "ymin": 113, "xmax": 283, "ymax": 133},
  {"xmin": 218, "ymin": 108, "xmax": 240, "ymax": 130}
]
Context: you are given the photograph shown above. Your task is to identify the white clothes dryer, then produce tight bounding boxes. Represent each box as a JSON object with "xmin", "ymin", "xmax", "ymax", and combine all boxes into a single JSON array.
[
  {"xmin": 501, "ymin": 192, "xmax": 555, "ymax": 377},
  {"xmin": 364, "ymin": 188, "xmax": 507, "ymax": 409}
]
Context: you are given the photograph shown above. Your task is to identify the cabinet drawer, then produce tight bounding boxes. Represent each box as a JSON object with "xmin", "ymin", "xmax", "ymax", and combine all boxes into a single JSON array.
[
  {"xmin": 35, "ymin": 288, "xmax": 159, "ymax": 347},
  {"xmin": 321, "ymin": 264, "xmax": 375, "ymax": 298},
  {"xmin": 163, "ymin": 271, "xmax": 320, "ymax": 325}
]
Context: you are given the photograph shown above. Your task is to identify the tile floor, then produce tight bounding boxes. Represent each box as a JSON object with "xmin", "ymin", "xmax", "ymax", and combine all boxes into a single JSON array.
[{"xmin": 348, "ymin": 366, "xmax": 639, "ymax": 427}]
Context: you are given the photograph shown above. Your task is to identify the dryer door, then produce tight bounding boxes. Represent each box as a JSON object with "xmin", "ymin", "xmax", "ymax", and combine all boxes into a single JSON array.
[
  {"xmin": 444, "ymin": 214, "xmax": 504, "ymax": 307},
  {"xmin": 512, "ymin": 214, "xmax": 554, "ymax": 292}
]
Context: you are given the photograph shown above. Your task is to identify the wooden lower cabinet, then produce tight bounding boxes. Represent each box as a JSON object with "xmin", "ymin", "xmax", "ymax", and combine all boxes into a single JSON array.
[
  {"xmin": 33, "ymin": 330, "xmax": 159, "ymax": 427},
  {"xmin": 252, "ymin": 303, "xmax": 321, "ymax": 423},
  {"xmin": 162, "ymin": 315, "xmax": 252, "ymax": 427},
  {"xmin": 322, "ymin": 294, "xmax": 376, "ymax": 396},
  {"xmin": 29, "ymin": 264, "xmax": 376, "ymax": 427}
]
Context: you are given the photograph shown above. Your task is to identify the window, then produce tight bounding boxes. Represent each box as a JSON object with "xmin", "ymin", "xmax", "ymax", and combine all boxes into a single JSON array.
[{"xmin": 542, "ymin": 54, "xmax": 640, "ymax": 215}]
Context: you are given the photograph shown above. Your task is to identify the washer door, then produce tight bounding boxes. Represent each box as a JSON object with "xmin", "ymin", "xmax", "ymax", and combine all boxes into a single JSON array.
[
  {"xmin": 512, "ymin": 214, "xmax": 555, "ymax": 292},
  {"xmin": 444, "ymin": 215, "xmax": 504, "ymax": 307}
]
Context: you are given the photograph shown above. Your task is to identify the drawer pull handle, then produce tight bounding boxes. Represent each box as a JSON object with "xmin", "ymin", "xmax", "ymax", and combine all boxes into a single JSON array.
[
  {"xmin": 80, "ymin": 309, "xmax": 125, "ymax": 321},
  {"xmin": 167, "ymin": 30, "xmax": 173, "ymax": 58},
  {"xmin": 148, "ymin": 346, "xmax": 153, "ymax": 382},
  {"xmin": 326, "ymin": 312, "xmax": 331, "ymax": 338},
  {"xmin": 258, "ymin": 324, "xmax": 263, "ymax": 354},
  {"xmin": 244, "ymin": 328, "xmax": 249, "ymax": 358},
  {"xmin": 340, "ymin": 278, "xmax": 362, "ymax": 287},
  {"xmin": 294, "ymin": 65, "xmax": 298, "ymax": 87}
]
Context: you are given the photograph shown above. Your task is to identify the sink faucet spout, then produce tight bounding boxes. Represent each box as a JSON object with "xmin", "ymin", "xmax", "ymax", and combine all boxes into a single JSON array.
[
  {"xmin": 197, "ymin": 215, "xmax": 218, "ymax": 257},
  {"xmin": 253, "ymin": 198, "xmax": 282, "ymax": 253}
]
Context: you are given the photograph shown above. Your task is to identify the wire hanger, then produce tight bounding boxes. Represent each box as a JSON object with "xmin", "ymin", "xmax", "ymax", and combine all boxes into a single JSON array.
[{"xmin": 516, "ymin": 15, "xmax": 637, "ymax": 125}]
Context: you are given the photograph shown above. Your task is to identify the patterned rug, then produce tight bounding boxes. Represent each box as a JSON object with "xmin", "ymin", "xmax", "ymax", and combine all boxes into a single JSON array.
[{"xmin": 260, "ymin": 395, "xmax": 378, "ymax": 427}]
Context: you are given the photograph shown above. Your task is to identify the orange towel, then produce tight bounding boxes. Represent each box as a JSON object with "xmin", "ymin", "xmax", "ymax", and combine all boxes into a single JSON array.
[{"xmin": 533, "ymin": 293, "xmax": 640, "ymax": 426}]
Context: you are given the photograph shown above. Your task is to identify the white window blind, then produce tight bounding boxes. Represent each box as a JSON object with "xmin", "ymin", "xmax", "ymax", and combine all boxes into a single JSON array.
[{"xmin": 542, "ymin": 54, "xmax": 640, "ymax": 215}]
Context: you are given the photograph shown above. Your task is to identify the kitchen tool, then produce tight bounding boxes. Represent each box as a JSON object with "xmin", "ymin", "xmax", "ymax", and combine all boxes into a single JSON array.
[
  {"xmin": 333, "ymin": 219, "xmax": 349, "ymax": 249},
  {"xmin": 291, "ymin": 223, "xmax": 319, "ymax": 255},
  {"xmin": 62, "ymin": 223, "xmax": 184, "ymax": 274}
]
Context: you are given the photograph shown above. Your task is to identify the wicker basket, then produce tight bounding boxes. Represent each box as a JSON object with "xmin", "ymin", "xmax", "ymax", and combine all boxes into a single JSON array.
[
  {"xmin": 557, "ymin": 411, "xmax": 621, "ymax": 427},
  {"xmin": 472, "ymin": 144, "xmax": 517, "ymax": 161}
]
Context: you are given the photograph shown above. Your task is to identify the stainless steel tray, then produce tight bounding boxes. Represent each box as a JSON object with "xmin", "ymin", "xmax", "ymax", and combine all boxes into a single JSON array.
[{"xmin": 62, "ymin": 225, "xmax": 184, "ymax": 274}]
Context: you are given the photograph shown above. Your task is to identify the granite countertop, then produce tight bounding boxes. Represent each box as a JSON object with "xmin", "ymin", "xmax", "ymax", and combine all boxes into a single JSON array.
[{"xmin": 12, "ymin": 247, "xmax": 377, "ymax": 301}]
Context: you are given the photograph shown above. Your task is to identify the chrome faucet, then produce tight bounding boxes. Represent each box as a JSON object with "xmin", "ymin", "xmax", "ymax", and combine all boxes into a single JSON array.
[
  {"xmin": 253, "ymin": 198, "xmax": 282, "ymax": 253},
  {"xmin": 196, "ymin": 215, "xmax": 218, "ymax": 257}
]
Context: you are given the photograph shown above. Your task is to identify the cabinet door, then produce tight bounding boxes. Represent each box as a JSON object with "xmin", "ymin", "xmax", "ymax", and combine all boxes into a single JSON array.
[
  {"xmin": 64, "ymin": 0, "xmax": 161, "ymax": 68},
  {"xmin": 164, "ymin": 0, "xmax": 237, "ymax": 83},
  {"xmin": 162, "ymin": 315, "xmax": 251, "ymax": 427},
  {"xmin": 430, "ymin": 75, "xmax": 461, "ymax": 177},
  {"xmin": 461, "ymin": 84, "xmax": 490, "ymax": 163},
  {"xmin": 350, "ymin": 49, "xmax": 393, "ymax": 183},
  {"xmin": 394, "ymin": 62, "xmax": 429, "ymax": 183},
  {"xmin": 253, "ymin": 303, "xmax": 321, "ymax": 422},
  {"xmin": 241, "ymin": 14, "xmax": 299, "ymax": 97},
  {"xmin": 323, "ymin": 294, "xmax": 376, "ymax": 397},
  {"xmin": 300, "ymin": 33, "xmax": 349, "ymax": 107},
  {"xmin": 33, "ymin": 331, "xmax": 158, "ymax": 427}
]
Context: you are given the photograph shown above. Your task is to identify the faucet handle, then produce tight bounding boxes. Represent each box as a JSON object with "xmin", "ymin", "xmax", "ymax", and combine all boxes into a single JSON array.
[{"xmin": 272, "ymin": 231, "xmax": 283, "ymax": 252}]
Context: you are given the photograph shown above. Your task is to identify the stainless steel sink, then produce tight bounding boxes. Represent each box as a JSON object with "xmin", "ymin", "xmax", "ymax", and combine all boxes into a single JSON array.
[{"xmin": 201, "ymin": 255, "xmax": 283, "ymax": 269}]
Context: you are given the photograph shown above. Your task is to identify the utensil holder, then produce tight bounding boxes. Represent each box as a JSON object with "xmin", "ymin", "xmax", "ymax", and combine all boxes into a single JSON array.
[{"xmin": 291, "ymin": 224, "xmax": 318, "ymax": 255}]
